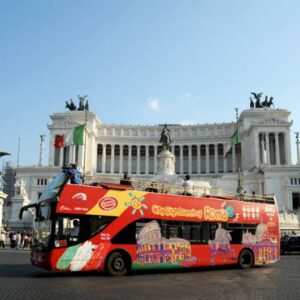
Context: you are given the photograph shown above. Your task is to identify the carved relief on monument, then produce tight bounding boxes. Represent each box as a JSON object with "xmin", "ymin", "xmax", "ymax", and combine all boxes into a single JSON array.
[
  {"xmin": 258, "ymin": 119, "xmax": 290, "ymax": 126},
  {"xmin": 49, "ymin": 119, "xmax": 79, "ymax": 129}
]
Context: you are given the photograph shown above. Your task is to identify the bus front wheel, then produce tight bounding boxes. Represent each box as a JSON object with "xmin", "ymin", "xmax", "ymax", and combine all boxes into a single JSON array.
[
  {"xmin": 238, "ymin": 249, "xmax": 254, "ymax": 269},
  {"xmin": 106, "ymin": 251, "xmax": 130, "ymax": 276}
]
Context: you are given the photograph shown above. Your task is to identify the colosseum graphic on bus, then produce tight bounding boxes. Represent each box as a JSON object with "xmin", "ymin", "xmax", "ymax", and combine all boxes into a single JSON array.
[{"xmin": 134, "ymin": 220, "xmax": 196, "ymax": 269}]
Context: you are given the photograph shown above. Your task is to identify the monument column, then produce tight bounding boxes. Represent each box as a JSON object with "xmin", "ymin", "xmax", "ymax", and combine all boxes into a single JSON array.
[
  {"xmin": 137, "ymin": 145, "xmax": 141, "ymax": 175},
  {"xmin": 254, "ymin": 130, "xmax": 260, "ymax": 166},
  {"xmin": 223, "ymin": 143, "xmax": 228, "ymax": 173},
  {"xmin": 260, "ymin": 133, "xmax": 266, "ymax": 164},
  {"xmin": 154, "ymin": 145, "xmax": 158, "ymax": 174},
  {"xmin": 38, "ymin": 135, "xmax": 46, "ymax": 166},
  {"xmin": 275, "ymin": 132, "xmax": 280, "ymax": 165},
  {"xmin": 102, "ymin": 144, "xmax": 106, "ymax": 173},
  {"xmin": 296, "ymin": 133, "xmax": 300, "ymax": 165},
  {"xmin": 119, "ymin": 144, "xmax": 123, "ymax": 174},
  {"xmin": 48, "ymin": 133, "xmax": 55, "ymax": 166},
  {"xmin": 205, "ymin": 144, "xmax": 209, "ymax": 174},
  {"xmin": 69, "ymin": 145, "xmax": 74, "ymax": 165},
  {"xmin": 285, "ymin": 131, "xmax": 292, "ymax": 165},
  {"xmin": 59, "ymin": 147, "xmax": 64, "ymax": 167},
  {"xmin": 266, "ymin": 133, "xmax": 270, "ymax": 164},
  {"xmin": 128, "ymin": 145, "xmax": 132, "ymax": 174},
  {"xmin": 145, "ymin": 145, "xmax": 149, "ymax": 174},
  {"xmin": 214, "ymin": 143, "xmax": 219, "ymax": 173},
  {"xmin": 110, "ymin": 144, "xmax": 115, "ymax": 174},
  {"xmin": 197, "ymin": 144, "xmax": 201, "ymax": 174},
  {"xmin": 188, "ymin": 145, "xmax": 192, "ymax": 174},
  {"xmin": 180, "ymin": 145, "xmax": 184, "ymax": 174}
]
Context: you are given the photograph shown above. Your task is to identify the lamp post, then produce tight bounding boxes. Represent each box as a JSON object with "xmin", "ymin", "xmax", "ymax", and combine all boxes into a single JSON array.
[
  {"xmin": 38, "ymin": 135, "xmax": 46, "ymax": 166},
  {"xmin": 235, "ymin": 108, "xmax": 243, "ymax": 194}
]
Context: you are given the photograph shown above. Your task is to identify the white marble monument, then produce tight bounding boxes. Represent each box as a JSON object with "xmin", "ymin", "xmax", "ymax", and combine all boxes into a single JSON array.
[{"xmin": 157, "ymin": 150, "xmax": 176, "ymax": 176}]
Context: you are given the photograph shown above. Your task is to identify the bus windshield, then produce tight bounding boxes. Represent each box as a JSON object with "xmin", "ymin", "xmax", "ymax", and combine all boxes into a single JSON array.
[
  {"xmin": 39, "ymin": 172, "xmax": 69, "ymax": 202},
  {"xmin": 54, "ymin": 215, "xmax": 116, "ymax": 248},
  {"xmin": 32, "ymin": 202, "xmax": 55, "ymax": 250}
]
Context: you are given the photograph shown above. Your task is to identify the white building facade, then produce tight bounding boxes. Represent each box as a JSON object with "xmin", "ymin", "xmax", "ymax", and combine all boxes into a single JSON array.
[{"xmin": 4, "ymin": 106, "xmax": 300, "ymax": 234}]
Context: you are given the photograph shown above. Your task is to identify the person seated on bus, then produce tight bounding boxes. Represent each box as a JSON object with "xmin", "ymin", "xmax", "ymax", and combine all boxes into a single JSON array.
[
  {"xmin": 68, "ymin": 163, "xmax": 84, "ymax": 184},
  {"xmin": 182, "ymin": 175, "xmax": 194, "ymax": 196},
  {"xmin": 160, "ymin": 184, "xmax": 168, "ymax": 194},
  {"xmin": 70, "ymin": 219, "xmax": 80, "ymax": 237},
  {"xmin": 120, "ymin": 172, "xmax": 133, "ymax": 187},
  {"xmin": 145, "ymin": 181, "xmax": 158, "ymax": 193}
]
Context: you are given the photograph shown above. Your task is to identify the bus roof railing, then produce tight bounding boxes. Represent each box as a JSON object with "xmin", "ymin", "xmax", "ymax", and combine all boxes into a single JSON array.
[{"xmin": 81, "ymin": 174, "xmax": 276, "ymax": 205}]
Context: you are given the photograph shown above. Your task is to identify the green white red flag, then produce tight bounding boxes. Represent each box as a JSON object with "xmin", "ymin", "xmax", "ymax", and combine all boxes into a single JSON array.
[
  {"xmin": 224, "ymin": 129, "xmax": 240, "ymax": 158},
  {"xmin": 54, "ymin": 125, "xmax": 85, "ymax": 148},
  {"xmin": 65, "ymin": 124, "xmax": 85, "ymax": 146}
]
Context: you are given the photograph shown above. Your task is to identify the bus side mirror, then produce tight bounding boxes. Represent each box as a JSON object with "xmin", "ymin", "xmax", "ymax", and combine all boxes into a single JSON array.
[{"xmin": 19, "ymin": 203, "xmax": 38, "ymax": 220}]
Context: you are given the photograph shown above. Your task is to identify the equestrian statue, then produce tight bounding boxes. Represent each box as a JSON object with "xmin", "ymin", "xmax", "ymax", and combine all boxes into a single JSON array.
[{"xmin": 159, "ymin": 124, "xmax": 172, "ymax": 151}]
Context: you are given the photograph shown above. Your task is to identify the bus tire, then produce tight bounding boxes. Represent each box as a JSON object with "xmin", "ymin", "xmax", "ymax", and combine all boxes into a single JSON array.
[
  {"xmin": 238, "ymin": 249, "xmax": 254, "ymax": 269},
  {"xmin": 106, "ymin": 251, "xmax": 130, "ymax": 276}
]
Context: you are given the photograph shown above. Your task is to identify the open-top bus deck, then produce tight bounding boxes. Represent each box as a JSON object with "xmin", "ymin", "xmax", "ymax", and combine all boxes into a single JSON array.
[{"xmin": 20, "ymin": 172, "xmax": 280, "ymax": 275}]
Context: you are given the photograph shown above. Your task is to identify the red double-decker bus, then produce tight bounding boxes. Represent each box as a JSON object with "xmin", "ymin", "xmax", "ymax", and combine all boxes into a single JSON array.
[{"xmin": 20, "ymin": 171, "xmax": 280, "ymax": 276}]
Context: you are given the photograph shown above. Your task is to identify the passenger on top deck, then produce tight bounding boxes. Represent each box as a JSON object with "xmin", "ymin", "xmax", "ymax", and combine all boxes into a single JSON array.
[
  {"xmin": 160, "ymin": 184, "xmax": 168, "ymax": 194},
  {"xmin": 68, "ymin": 163, "xmax": 84, "ymax": 184},
  {"xmin": 182, "ymin": 175, "xmax": 194, "ymax": 196},
  {"xmin": 145, "ymin": 181, "xmax": 159, "ymax": 193},
  {"xmin": 120, "ymin": 172, "xmax": 133, "ymax": 187}
]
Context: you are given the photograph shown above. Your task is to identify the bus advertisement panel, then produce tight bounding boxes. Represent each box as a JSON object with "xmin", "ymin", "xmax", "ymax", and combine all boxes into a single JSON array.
[{"xmin": 25, "ymin": 180, "xmax": 279, "ymax": 276}]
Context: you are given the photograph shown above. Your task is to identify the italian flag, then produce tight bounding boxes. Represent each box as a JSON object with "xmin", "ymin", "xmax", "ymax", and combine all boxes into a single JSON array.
[
  {"xmin": 224, "ymin": 129, "xmax": 240, "ymax": 158},
  {"xmin": 65, "ymin": 124, "xmax": 85, "ymax": 146},
  {"xmin": 54, "ymin": 135, "xmax": 64, "ymax": 148},
  {"xmin": 54, "ymin": 125, "xmax": 85, "ymax": 148}
]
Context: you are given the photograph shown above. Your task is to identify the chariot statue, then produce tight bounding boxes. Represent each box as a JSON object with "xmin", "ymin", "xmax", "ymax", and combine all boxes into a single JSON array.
[
  {"xmin": 250, "ymin": 93, "xmax": 274, "ymax": 108},
  {"xmin": 65, "ymin": 95, "xmax": 89, "ymax": 111},
  {"xmin": 65, "ymin": 99, "xmax": 77, "ymax": 111}
]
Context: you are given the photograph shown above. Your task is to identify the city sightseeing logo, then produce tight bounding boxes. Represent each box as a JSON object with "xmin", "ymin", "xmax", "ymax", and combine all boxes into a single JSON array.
[
  {"xmin": 72, "ymin": 193, "xmax": 87, "ymax": 201},
  {"xmin": 99, "ymin": 197, "xmax": 118, "ymax": 211}
]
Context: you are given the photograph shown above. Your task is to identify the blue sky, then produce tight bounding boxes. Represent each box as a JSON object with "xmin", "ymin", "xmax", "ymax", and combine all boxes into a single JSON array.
[{"xmin": 1, "ymin": 0, "xmax": 300, "ymax": 166}]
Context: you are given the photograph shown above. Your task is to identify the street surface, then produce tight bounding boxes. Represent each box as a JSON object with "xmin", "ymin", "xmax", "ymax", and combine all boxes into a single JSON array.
[{"xmin": 0, "ymin": 250, "xmax": 299, "ymax": 300}]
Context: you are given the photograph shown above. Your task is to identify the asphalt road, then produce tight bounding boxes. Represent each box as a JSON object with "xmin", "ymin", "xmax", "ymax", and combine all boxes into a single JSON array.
[{"xmin": 0, "ymin": 250, "xmax": 299, "ymax": 300}]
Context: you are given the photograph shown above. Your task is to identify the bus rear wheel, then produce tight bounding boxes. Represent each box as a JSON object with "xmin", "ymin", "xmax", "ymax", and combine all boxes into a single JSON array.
[
  {"xmin": 238, "ymin": 249, "xmax": 254, "ymax": 269},
  {"xmin": 106, "ymin": 251, "xmax": 130, "ymax": 276}
]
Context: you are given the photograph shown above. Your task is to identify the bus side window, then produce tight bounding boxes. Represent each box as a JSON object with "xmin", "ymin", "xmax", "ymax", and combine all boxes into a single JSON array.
[
  {"xmin": 111, "ymin": 222, "xmax": 136, "ymax": 244},
  {"xmin": 226, "ymin": 223, "xmax": 257, "ymax": 244},
  {"xmin": 189, "ymin": 223, "xmax": 202, "ymax": 244},
  {"xmin": 202, "ymin": 222, "xmax": 218, "ymax": 244},
  {"xmin": 227, "ymin": 224, "xmax": 242, "ymax": 244},
  {"xmin": 160, "ymin": 221, "xmax": 182, "ymax": 239},
  {"xmin": 161, "ymin": 221, "xmax": 169, "ymax": 239},
  {"xmin": 54, "ymin": 215, "xmax": 117, "ymax": 247}
]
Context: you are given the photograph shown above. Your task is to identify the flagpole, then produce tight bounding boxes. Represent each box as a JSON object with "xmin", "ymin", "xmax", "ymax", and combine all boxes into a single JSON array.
[
  {"xmin": 83, "ymin": 111, "xmax": 88, "ymax": 175},
  {"xmin": 17, "ymin": 137, "xmax": 21, "ymax": 167},
  {"xmin": 235, "ymin": 108, "xmax": 243, "ymax": 194}
]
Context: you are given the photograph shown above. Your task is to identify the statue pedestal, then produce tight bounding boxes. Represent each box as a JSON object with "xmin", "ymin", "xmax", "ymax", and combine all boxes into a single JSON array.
[
  {"xmin": 8, "ymin": 180, "xmax": 33, "ymax": 231},
  {"xmin": 154, "ymin": 150, "xmax": 177, "ymax": 187},
  {"xmin": 157, "ymin": 150, "xmax": 176, "ymax": 176},
  {"xmin": 0, "ymin": 192, "xmax": 7, "ymax": 233}
]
